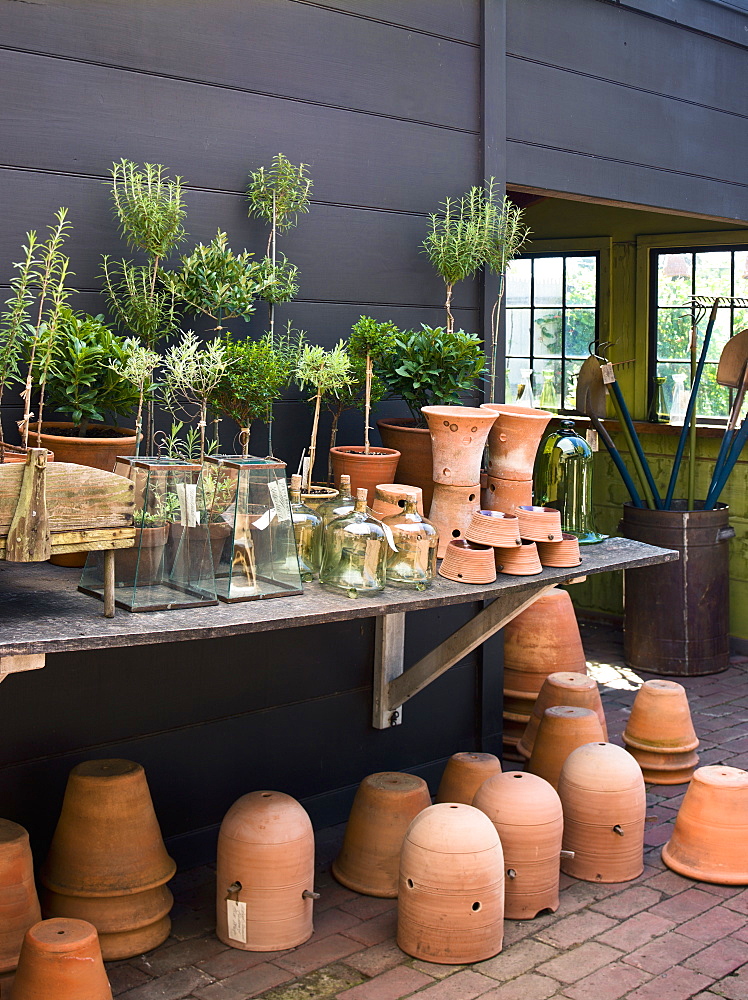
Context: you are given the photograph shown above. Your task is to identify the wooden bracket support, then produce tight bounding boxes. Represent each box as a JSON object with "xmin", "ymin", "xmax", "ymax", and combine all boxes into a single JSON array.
[
  {"xmin": 0, "ymin": 653, "xmax": 45, "ymax": 685},
  {"xmin": 372, "ymin": 583, "xmax": 557, "ymax": 729}
]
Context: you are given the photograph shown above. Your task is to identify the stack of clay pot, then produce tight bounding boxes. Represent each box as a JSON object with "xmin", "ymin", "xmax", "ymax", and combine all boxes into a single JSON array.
[
  {"xmin": 371, "ymin": 484, "xmax": 424, "ymax": 519},
  {"xmin": 558, "ymin": 742, "xmax": 646, "ymax": 883},
  {"xmin": 421, "ymin": 406, "xmax": 498, "ymax": 559},
  {"xmin": 216, "ymin": 790, "xmax": 316, "ymax": 950},
  {"xmin": 502, "ymin": 588, "xmax": 587, "ymax": 758},
  {"xmin": 473, "ymin": 771, "xmax": 564, "ymax": 919},
  {"xmin": 12, "ymin": 918, "xmax": 112, "ymax": 999},
  {"xmin": 333, "ymin": 772, "xmax": 431, "ymax": 897},
  {"xmin": 480, "ymin": 403, "xmax": 552, "ymax": 515},
  {"xmin": 397, "ymin": 803, "xmax": 504, "ymax": 963},
  {"xmin": 662, "ymin": 765, "xmax": 748, "ymax": 885},
  {"xmin": 40, "ymin": 760, "xmax": 175, "ymax": 961},
  {"xmin": 526, "ymin": 706, "xmax": 606, "ymax": 789},
  {"xmin": 435, "ymin": 752, "xmax": 502, "ymax": 805},
  {"xmin": 623, "ymin": 679, "xmax": 700, "ymax": 784},
  {"xmin": 518, "ymin": 672, "xmax": 607, "ymax": 761},
  {"xmin": 0, "ymin": 820, "xmax": 41, "ymax": 979}
]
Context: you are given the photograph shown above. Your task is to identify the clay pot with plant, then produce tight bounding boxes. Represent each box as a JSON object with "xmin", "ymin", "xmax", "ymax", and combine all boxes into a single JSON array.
[{"xmin": 329, "ymin": 316, "xmax": 400, "ymax": 496}]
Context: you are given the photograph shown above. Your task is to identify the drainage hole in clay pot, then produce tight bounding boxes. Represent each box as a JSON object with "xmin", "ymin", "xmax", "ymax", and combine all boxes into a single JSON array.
[
  {"xmin": 450, "ymin": 423, "xmax": 458, "ymax": 432},
  {"xmin": 463, "ymin": 437, "xmax": 472, "ymax": 445},
  {"xmin": 489, "ymin": 483, "xmax": 496, "ymax": 492},
  {"xmin": 452, "ymin": 529, "xmax": 461, "ymax": 537},
  {"xmin": 513, "ymin": 774, "xmax": 523, "ymax": 779},
  {"xmin": 471, "ymin": 426, "xmax": 477, "ymax": 433},
  {"xmin": 472, "ymin": 902, "xmax": 482, "ymax": 912},
  {"xmin": 450, "ymin": 805, "xmax": 459, "ymax": 809},
  {"xmin": 443, "ymin": 468, "xmax": 451, "ymax": 477},
  {"xmin": 57, "ymin": 930, "xmax": 65, "ymax": 935},
  {"xmin": 496, "ymin": 564, "xmax": 504, "ymax": 571},
  {"xmin": 407, "ymin": 878, "xmax": 414, "ymax": 889},
  {"xmin": 398, "ymin": 499, "xmax": 406, "ymax": 507},
  {"xmin": 443, "ymin": 421, "xmax": 450, "ymax": 427},
  {"xmin": 469, "ymin": 494, "xmax": 476, "ymax": 501},
  {"xmin": 457, "ymin": 573, "xmax": 463, "ymax": 578},
  {"xmin": 262, "ymin": 792, "xmax": 272, "ymax": 798}
]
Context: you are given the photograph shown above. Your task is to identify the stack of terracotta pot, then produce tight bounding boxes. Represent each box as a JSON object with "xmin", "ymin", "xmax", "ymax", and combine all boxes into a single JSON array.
[
  {"xmin": 526, "ymin": 706, "xmax": 606, "ymax": 789},
  {"xmin": 518, "ymin": 672, "xmax": 607, "ymax": 761},
  {"xmin": 40, "ymin": 760, "xmax": 175, "ymax": 961},
  {"xmin": 0, "ymin": 820, "xmax": 41, "ymax": 983},
  {"xmin": 481, "ymin": 403, "xmax": 552, "ymax": 515},
  {"xmin": 623, "ymin": 680, "xmax": 700, "ymax": 784},
  {"xmin": 502, "ymin": 588, "xmax": 587, "ymax": 758}
]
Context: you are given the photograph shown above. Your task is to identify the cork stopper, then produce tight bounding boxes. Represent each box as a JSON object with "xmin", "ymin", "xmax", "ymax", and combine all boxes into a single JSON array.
[
  {"xmin": 291, "ymin": 474, "xmax": 302, "ymax": 491},
  {"xmin": 355, "ymin": 487, "xmax": 368, "ymax": 511},
  {"xmin": 339, "ymin": 474, "xmax": 351, "ymax": 488}
]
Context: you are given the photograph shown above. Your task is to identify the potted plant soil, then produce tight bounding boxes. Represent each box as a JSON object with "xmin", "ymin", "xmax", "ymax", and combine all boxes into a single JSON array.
[
  {"xmin": 376, "ymin": 325, "xmax": 485, "ymax": 510},
  {"xmin": 329, "ymin": 316, "xmax": 400, "ymax": 497}
]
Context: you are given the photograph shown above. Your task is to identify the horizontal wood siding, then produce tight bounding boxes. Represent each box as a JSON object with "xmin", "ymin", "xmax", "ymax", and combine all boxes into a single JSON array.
[{"xmin": 506, "ymin": 0, "xmax": 748, "ymax": 221}]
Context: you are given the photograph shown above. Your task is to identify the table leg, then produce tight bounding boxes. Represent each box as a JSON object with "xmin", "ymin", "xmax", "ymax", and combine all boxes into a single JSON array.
[{"xmin": 103, "ymin": 549, "xmax": 116, "ymax": 618}]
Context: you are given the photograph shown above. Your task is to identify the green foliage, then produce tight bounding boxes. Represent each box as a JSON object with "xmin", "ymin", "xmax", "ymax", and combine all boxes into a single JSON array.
[
  {"xmin": 254, "ymin": 254, "xmax": 299, "ymax": 304},
  {"xmin": 110, "ymin": 159, "xmax": 186, "ymax": 259},
  {"xmin": 326, "ymin": 355, "xmax": 387, "ymax": 416},
  {"xmin": 423, "ymin": 186, "xmax": 492, "ymax": 289},
  {"xmin": 41, "ymin": 307, "xmax": 140, "ymax": 431},
  {"xmin": 377, "ymin": 325, "xmax": 486, "ymax": 424},
  {"xmin": 212, "ymin": 328, "xmax": 300, "ymax": 431},
  {"xmin": 166, "ymin": 230, "xmax": 273, "ymax": 328},
  {"xmin": 0, "ymin": 231, "xmax": 39, "ymax": 442},
  {"xmin": 102, "ymin": 256, "xmax": 181, "ymax": 349},
  {"xmin": 348, "ymin": 316, "xmax": 398, "ymax": 365},
  {"xmin": 295, "ymin": 341, "xmax": 353, "ymax": 398},
  {"xmin": 161, "ymin": 332, "xmax": 228, "ymax": 461},
  {"xmin": 117, "ymin": 338, "xmax": 160, "ymax": 400},
  {"xmin": 247, "ymin": 154, "xmax": 313, "ymax": 234},
  {"xmin": 484, "ymin": 189, "xmax": 531, "ymax": 277},
  {"xmin": 198, "ymin": 468, "xmax": 236, "ymax": 523},
  {"xmin": 156, "ymin": 420, "xmax": 218, "ymax": 465}
]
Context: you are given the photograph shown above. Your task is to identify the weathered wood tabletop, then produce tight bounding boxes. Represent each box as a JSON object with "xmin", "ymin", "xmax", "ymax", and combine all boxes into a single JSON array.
[{"xmin": 0, "ymin": 537, "xmax": 676, "ymax": 658}]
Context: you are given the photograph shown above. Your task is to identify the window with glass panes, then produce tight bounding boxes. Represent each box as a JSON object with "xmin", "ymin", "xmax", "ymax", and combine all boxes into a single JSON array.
[
  {"xmin": 505, "ymin": 253, "xmax": 599, "ymax": 411},
  {"xmin": 651, "ymin": 246, "xmax": 748, "ymax": 419}
]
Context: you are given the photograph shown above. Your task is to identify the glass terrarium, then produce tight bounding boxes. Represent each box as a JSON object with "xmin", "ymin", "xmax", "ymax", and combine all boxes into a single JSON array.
[
  {"xmin": 79, "ymin": 457, "xmax": 218, "ymax": 612},
  {"xmin": 533, "ymin": 420, "xmax": 606, "ymax": 544},
  {"xmin": 201, "ymin": 455, "xmax": 303, "ymax": 602}
]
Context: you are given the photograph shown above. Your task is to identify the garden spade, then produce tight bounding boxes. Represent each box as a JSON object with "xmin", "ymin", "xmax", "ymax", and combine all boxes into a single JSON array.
[{"xmin": 705, "ymin": 328, "xmax": 748, "ymax": 508}]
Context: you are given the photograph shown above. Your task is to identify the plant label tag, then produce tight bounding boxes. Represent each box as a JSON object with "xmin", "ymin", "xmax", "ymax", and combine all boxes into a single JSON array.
[
  {"xmin": 601, "ymin": 363, "xmax": 616, "ymax": 385},
  {"xmin": 380, "ymin": 522, "xmax": 399, "ymax": 552},
  {"xmin": 363, "ymin": 539, "xmax": 381, "ymax": 580},
  {"xmin": 586, "ymin": 429, "xmax": 599, "ymax": 452},
  {"xmin": 268, "ymin": 479, "xmax": 291, "ymax": 522},
  {"xmin": 226, "ymin": 899, "xmax": 247, "ymax": 943},
  {"xmin": 252, "ymin": 509, "xmax": 275, "ymax": 531},
  {"xmin": 302, "ymin": 458, "xmax": 311, "ymax": 490}
]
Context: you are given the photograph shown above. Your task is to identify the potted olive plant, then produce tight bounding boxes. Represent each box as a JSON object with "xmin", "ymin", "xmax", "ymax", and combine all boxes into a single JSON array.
[{"xmin": 329, "ymin": 316, "xmax": 400, "ymax": 496}]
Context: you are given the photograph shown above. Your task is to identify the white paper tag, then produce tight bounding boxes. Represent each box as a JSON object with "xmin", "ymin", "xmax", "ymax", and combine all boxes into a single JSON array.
[
  {"xmin": 586, "ymin": 429, "xmax": 599, "ymax": 452},
  {"xmin": 601, "ymin": 362, "xmax": 616, "ymax": 385},
  {"xmin": 252, "ymin": 509, "xmax": 276, "ymax": 531},
  {"xmin": 226, "ymin": 899, "xmax": 247, "ymax": 943},
  {"xmin": 185, "ymin": 483, "xmax": 199, "ymax": 527},
  {"xmin": 302, "ymin": 457, "xmax": 311, "ymax": 490},
  {"xmin": 268, "ymin": 479, "xmax": 291, "ymax": 522},
  {"xmin": 380, "ymin": 522, "xmax": 399, "ymax": 553}
]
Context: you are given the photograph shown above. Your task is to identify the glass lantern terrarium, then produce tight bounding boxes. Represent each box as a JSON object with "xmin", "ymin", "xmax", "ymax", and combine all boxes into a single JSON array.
[
  {"xmin": 533, "ymin": 419, "xmax": 606, "ymax": 544},
  {"xmin": 79, "ymin": 457, "xmax": 218, "ymax": 612},
  {"xmin": 202, "ymin": 455, "xmax": 303, "ymax": 602}
]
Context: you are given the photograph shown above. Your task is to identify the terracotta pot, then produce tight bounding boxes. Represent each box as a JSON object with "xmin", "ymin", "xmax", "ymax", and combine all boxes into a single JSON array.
[
  {"xmin": 465, "ymin": 510, "xmax": 521, "ymax": 548},
  {"xmin": 662, "ymin": 765, "xmax": 748, "ymax": 884},
  {"xmin": 503, "ymin": 589, "xmax": 587, "ymax": 714},
  {"xmin": 435, "ymin": 753, "xmax": 502, "ymax": 805},
  {"xmin": 623, "ymin": 679, "xmax": 699, "ymax": 753},
  {"xmin": 41, "ymin": 760, "xmax": 175, "ymax": 898},
  {"xmin": 0, "ymin": 444, "xmax": 52, "ymax": 465},
  {"xmin": 473, "ymin": 771, "xmax": 563, "ymax": 919},
  {"xmin": 371, "ymin": 484, "xmax": 424, "ymax": 519},
  {"xmin": 421, "ymin": 406, "xmax": 498, "ymax": 487},
  {"xmin": 377, "ymin": 418, "xmax": 434, "ymax": 511},
  {"xmin": 40, "ymin": 884, "xmax": 172, "ymax": 961},
  {"xmin": 332, "ymin": 773, "xmax": 431, "ymax": 898},
  {"xmin": 115, "ymin": 525, "xmax": 168, "ymax": 585},
  {"xmin": 329, "ymin": 446, "xmax": 401, "ymax": 501},
  {"xmin": 438, "ymin": 540, "xmax": 496, "ymax": 585},
  {"xmin": 559, "ymin": 742, "xmax": 646, "ymax": 883},
  {"xmin": 397, "ymin": 803, "xmax": 504, "ymax": 964},
  {"xmin": 484, "ymin": 476, "xmax": 533, "ymax": 515},
  {"xmin": 26, "ymin": 423, "xmax": 137, "ymax": 473},
  {"xmin": 481, "ymin": 403, "xmax": 552, "ymax": 481},
  {"xmin": 537, "ymin": 533, "xmax": 582, "ymax": 568},
  {"xmin": 518, "ymin": 672, "xmax": 607, "ymax": 760},
  {"xmin": 216, "ymin": 791, "xmax": 315, "ymax": 951},
  {"xmin": 0, "ymin": 821, "xmax": 41, "ymax": 975},
  {"xmin": 168, "ymin": 521, "xmax": 230, "ymax": 578},
  {"xmin": 625, "ymin": 746, "xmax": 699, "ymax": 785},
  {"xmin": 495, "ymin": 539, "xmax": 543, "ymax": 576},
  {"xmin": 527, "ymin": 706, "xmax": 605, "ymax": 790},
  {"xmin": 11, "ymin": 918, "xmax": 112, "ymax": 1000},
  {"xmin": 516, "ymin": 505, "xmax": 563, "ymax": 542},
  {"xmin": 429, "ymin": 483, "xmax": 481, "ymax": 558}
]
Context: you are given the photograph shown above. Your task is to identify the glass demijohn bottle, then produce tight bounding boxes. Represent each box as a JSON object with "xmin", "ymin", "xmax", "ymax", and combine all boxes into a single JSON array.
[
  {"xmin": 313, "ymin": 474, "xmax": 355, "ymax": 566},
  {"xmin": 319, "ymin": 488, "xmax": 388, "ymax": 597},
  {"xmin": 289, "ymin": 474, "xmax": 321, "ymax": 582},
  {"xmin": 382, "ymin": 496, "xmax": 438, "ymax": 590}
]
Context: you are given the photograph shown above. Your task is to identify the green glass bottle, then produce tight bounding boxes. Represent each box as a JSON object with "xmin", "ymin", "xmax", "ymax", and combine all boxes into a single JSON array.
[
  {"xmin": 319, "ymin": 488, "xmax": 388, "ymax": 597},
  {"xmin": 289, "ymin": 473, "xmax": 321, "ymax": 581},
  {"xmin": 382, "ymin": 496, "xmax": 438, "ymax": 590},
  {"xmin": 649, "ymin": 376, "xmax": 669, "ymax": 423},
  {"xmin": 533, "ymin": 419, "xmax": 606, "ymax": 544}
]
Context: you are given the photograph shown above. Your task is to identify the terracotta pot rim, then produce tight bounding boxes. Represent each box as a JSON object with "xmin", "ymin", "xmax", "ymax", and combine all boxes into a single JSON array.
[
  {"xmin": 330, "ymin": 860, "xmax": 398, "ymax": 899},
  {"xmin": 622, "ymin": 733, "xmax": 700, "ymax": 753},
  {"xmin": 27, "ymin": 420, "xmax": 138, "ymax": 445},
  {"xmin": 376, "ymin": 417, "xmax": 429, "ymax": 434},
  {"xmin": 329, "ymin": 445, "xmax": 401, "ymax": 459},
  {"xmin": 421, "ymin": 405, "xmax": 498, "ymax": 420},
  {"xmin": 481, "ymin": 402, "xmax": 553, "ymax": 419}
]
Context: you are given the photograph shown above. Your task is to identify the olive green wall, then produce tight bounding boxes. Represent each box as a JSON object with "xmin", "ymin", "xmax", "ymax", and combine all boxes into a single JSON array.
[{"xmin": 522, "ymin": 198, "xmax": 748, "ymax": 640}]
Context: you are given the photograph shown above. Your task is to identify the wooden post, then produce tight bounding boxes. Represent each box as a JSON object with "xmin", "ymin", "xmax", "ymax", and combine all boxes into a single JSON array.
[
  {"xmin": 6, "ymin": 449, "xmax": 51, "ymax": 562},
  {"xmin": 103, "ymin": 548, "xmax": 116, "ymax": 618}
]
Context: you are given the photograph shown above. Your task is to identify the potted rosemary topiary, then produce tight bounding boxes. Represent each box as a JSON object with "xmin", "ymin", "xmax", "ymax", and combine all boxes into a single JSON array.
[{"xmin": 329, "ymin": 316, "xmax": 400, "ymax": 497}]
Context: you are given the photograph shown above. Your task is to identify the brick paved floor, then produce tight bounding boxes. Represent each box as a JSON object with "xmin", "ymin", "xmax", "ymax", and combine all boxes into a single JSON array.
[{"xmin": 58, "ymin": 623, "xmax": 748, "ymax": 998}]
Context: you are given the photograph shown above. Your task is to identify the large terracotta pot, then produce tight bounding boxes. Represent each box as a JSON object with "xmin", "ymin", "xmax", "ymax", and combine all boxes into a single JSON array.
[
  {"xmin": 371, "ymin": 484, "xmax": 424, "ymax": 519},
  {"xmin": 115, "ymin": 525, "xmax": 168, "ymax": 586},
  {"xmin": 527, "ymin": 706, "xmax": 605, "ymax": 790},
  {"xmin": 483, "ymin": 476, "xmax": 533, "ymax": 515},
  {"xmin": 435, "ymin": 753, "xmax": 502, "ymax": 805},
  {"xmin": 397, "ymin": 803, "xmax": 504, "ymax": 964},
  {"xmin": 421, "ymin": 406, "xmax": 498, "ymax": 487},
  {"xmin": 518, "ymin": 672, "xmax": 607, "ymax": 760},
  {"xmin": 26, "ymin": 422, "xmax": 137, "ymax": 473},
  {"xmin": 0, "ymin": 821, "xmax": 41, "ymax": 975},
  {"xmin": 329, "ymin": 446, "xmax": 401, "ymax": 501},
  {"xmin": 40, "ymin": 884, "xmax": 172, "ymax": 961},
  {"xmin": 623, "ymin": 680, "xmax": 699, "ymax": 753},
  {"xmin": 429, "ymin": 483, "xmax": 481, "ymax": 557},
  {"xmin": 503, "ymin": 589, "xmax": 587, "ymax": 717},
  {"xmin": 41, "ymin": 760, "xmax": 175, "ymax": 898},
  {"xmin": 332, "ymin": 773, "xmax": 431, "ymax": 898},
  {"xmin": 438, "ymin": 540, "xmax": 496, "ymax": 584},
  {"xmin": 473, "ymin": 771, "xmax": 563, "ymax": 919},
  {"xmin": 662, "ymin": 765, "xmax": 748, "ymax": 884},
  {"xmin": 480, "ymin": 403, "xmax": 552, "ymax": 481},
  {"xmin": 377, "ymin": 418, "xmax": 434, "ymax": 510},
  {"xmin": 216, "ymin": 791, "xmax": 315, "ymax": 951},
  {"xmin": 11, "ymin": 919, "xmax": 112, "ymax": 1000},
  {"xmin": 559, "ymin": 742, "xmax": 646, "ymax": 883},
  {"xmin": 495, "ymin": 540, "xmax": 543, "ymax": 576}
]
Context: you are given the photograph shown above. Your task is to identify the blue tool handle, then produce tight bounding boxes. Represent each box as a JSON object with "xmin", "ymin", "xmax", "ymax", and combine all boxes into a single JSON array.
[
  {"xmin": 588, "ymin": 413, "xmax": 643, "ymax": 507},
  {"xmin": 609, "ymin": 380, "xmax": 662, "ymax": 508},
  {"xmin": 705, "ymin": 430, "xmax": 735, "ymax": 510},
  {"xmin": 706, "ymin": 418, "xmax": 748, "ymax": 509}
]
